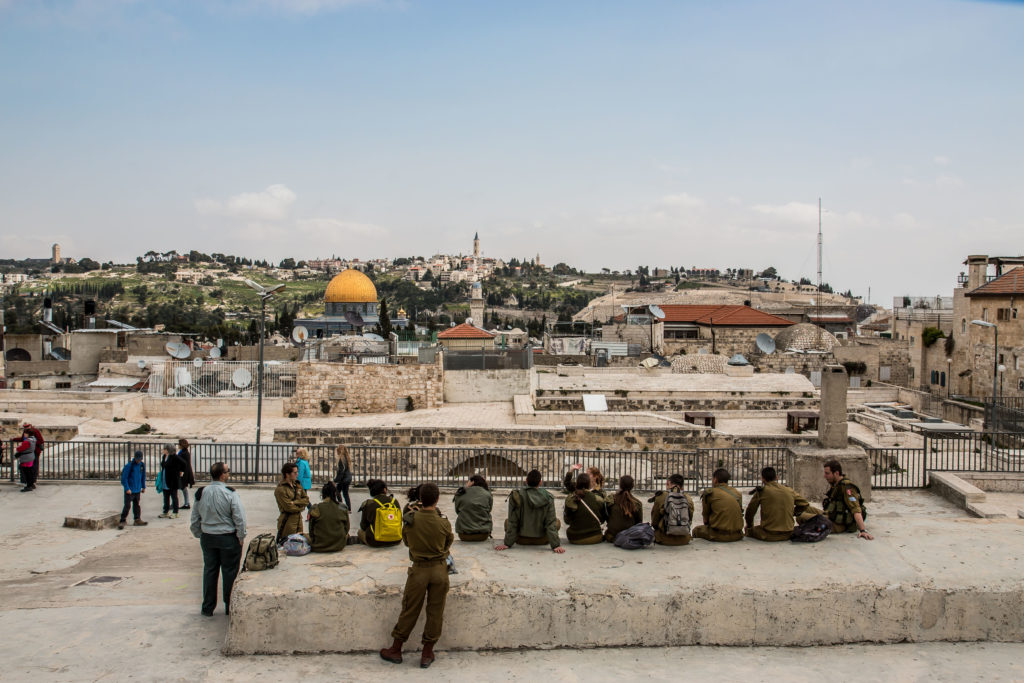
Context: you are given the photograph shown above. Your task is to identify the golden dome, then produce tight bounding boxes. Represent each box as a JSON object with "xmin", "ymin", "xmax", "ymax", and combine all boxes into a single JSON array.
[{"xmin": 325, "ymin": 269, "xmax": 378, "ymax": 303}]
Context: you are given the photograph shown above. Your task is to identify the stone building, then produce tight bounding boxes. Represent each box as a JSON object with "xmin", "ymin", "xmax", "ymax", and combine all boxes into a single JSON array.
[
  {"xmin": 950, "ymin": 255, "xmax": 1024, "ymax": 401},
  {"xmin": 437, "ymin": 322, "xmax": 496, "ymax": 351},
  {"xmin": 659, "ymin": 304, "xmax": 794, "ymax": 357}
]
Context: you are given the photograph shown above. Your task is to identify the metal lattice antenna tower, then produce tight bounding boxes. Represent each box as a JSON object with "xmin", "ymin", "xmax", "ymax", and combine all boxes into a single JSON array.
[{"xmin": 817, "ymin": 198, "xmax": 823, "ymax": 350}]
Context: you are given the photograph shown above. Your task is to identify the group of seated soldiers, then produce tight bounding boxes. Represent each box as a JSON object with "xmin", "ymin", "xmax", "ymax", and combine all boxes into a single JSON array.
[{"xmin": 273, "ymin": 457, "xmax": 872, "ymax": 554}]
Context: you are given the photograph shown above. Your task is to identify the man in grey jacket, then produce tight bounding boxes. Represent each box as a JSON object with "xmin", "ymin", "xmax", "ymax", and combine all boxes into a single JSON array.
[{"xmin": 190, "ymin": 461, "xmax": 247, "ymax": 617}]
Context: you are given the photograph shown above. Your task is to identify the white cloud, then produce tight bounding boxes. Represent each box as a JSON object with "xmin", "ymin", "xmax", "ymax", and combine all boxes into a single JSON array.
[
  {"xmin": 933, "ymin": 155, "xmax": 951, "ymax": 166},
  {"xmin": 295, "ymin": 217, "xmax": 388, "ymax": 237},
  {"xmin": 660, "ymin": 192, "xmax": 704, "ymax": 209},
  {"xmin": 751, "ymin": 201, "xmax": 819, "ymax": 224},
  {"xmin": 195, "ymin": 184, "xmax": 297, "ymax": 221}
]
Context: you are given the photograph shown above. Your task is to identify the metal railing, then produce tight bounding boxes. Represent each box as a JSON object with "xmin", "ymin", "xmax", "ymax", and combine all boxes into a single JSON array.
[
  {"xmin": 5, "ymin": 441, "xmax": 793, "ymax": 493},
  {"xmin": 868, "ymin": 431, "xmax": 1024, "ymax": 488},
  {"xmin": 147, "ymin": 360, "xmax": 298, "ymax": 399}
]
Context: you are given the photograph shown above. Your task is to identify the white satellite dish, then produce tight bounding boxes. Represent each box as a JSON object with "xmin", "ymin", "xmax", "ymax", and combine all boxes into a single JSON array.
[
  {"xmin": 465, "ymin": 317, "xmax": 474, "ymax": 325},
  {"xmin": 166, "ymin": 388, "xmax": 176, "ymax": 396},
  {"xmin": 192, "ymin": 358, "xmax": 203, "ymax": 368},
  {"xmin": 649, "ymin": 304, "xmax": 665, "ymax": 319},
  {"xmin": 175, "ymin": 368, "xmax": 192, "ymax": 387},
  {"xmin": 137, "ymin": 359, "xmax": 146, "ymax": 369},
  {"xmin": 756, "ymin": 333, "xmax": 776, "ymax": 355},
  {"xmin": 165, "ymin": 342, "xmax": 191, "ymax": 359},
  {"xmin": 232, "ymin": 367, "xmax": 252, "ymax": 388},
  {"xmin": 209, "ymin": 346, "xmax": 222, "ymax": 359},
  {"xmin": 292, "ymin": 325, "xmax": 309, "ymax": 344}
]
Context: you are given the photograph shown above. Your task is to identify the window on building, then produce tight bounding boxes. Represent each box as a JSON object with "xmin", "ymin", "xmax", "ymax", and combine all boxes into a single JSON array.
[
  {"xmin": 982, "ymin": 308, "xmax": 988, "ymax": 321},
  {"xmin": 21, "ymin": 380, "xmax": 31, "ymax": 389},
  {"xmin": 940, "ymin": 372, "xmax": 946, "ymax": 388},
  {"xmin": 909, "ymin": 367, "xmax": 915, "ymax": 379},
  {"xmin": 997, "ymin": 308, "xmax": 1013, "ymax": 321},
  {"xmin": 910, "ymin": 336, "xmax": 915, "ymax": 344},
  {"xmin": 962, "ymin": 319, "xmax": 967, "ymax": 333},
  {"xmin": 56, "ymin": 382, "xmax": 71, "ymax": 389}
]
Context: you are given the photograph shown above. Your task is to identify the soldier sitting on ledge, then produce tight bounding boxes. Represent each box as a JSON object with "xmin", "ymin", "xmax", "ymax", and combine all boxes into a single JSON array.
[
  {"xmin": 745, "ymin": 466, "xmax": 810, "ymax": 541},
  {"xmin": 823, "ymin": 459, "xmax": 873, "ymax": 540},
  {"xmin": 495, "ymin": 469, "xmax": 565, "ymax": 553},
  {"xmin": 692, "ymin": 468, "xmax": 744, "ymax": 542}
]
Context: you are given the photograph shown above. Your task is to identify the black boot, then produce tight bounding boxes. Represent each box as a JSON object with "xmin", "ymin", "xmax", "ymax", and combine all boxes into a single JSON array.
[{"xmin": 379, "ymin": 639, "xmax": 403, "ymax": 664}]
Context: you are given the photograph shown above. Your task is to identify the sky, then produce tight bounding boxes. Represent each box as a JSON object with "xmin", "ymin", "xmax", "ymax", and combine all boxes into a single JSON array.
[{"xmin": 1, "ymin": 0, "xmax": 1022, "ymax": 307}]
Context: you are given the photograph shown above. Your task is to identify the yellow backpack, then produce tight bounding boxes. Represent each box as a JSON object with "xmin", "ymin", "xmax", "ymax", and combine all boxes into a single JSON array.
[{"xmin": 372, "ymin": 497, "xmax": 403, "ymax": 542}]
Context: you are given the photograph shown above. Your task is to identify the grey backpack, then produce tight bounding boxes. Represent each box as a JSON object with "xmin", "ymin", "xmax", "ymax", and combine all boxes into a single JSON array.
[{"xmin": 663, "ymin": 491, "xmax": 691, "ymax": 536}]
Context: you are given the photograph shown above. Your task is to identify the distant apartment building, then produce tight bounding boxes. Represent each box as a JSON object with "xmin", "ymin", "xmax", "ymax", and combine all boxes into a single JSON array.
[{"xmin": 890, "ymin": 295, "xmax": 954, "ymax": 392}]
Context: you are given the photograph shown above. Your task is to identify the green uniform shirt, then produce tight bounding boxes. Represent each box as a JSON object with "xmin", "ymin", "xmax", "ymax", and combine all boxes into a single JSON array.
[
  {"xmin": 309, "ymin": 499, "xmax": 350, "ymax": 553},
  {"xmin": 453, "ymin": 485, "xmax": 494, "ymax": 535},
  {"xmin": 563, "ymin": 490, "xmax": 606, "ymax": 540},
  {"xmin": 700, "ymin": 484, "xmax": 744, "ymax": 533},
  {"xmin": 604, "ymin": 492, "xmax": 643, "ymax": 539},
  {"xmin": 504, "ymin": 486, "xmax": 561, "ymax": 549},
  {"xmin": 403, "ymin": 508, "xmax": 454, "ymax": 563},
  {"xmin": 825, "ymin": 477, "xmax": 865, "ymax": 527},
  {"xmin": 744, "ymin": 481, "xmax": 810, "ymax": 534}
]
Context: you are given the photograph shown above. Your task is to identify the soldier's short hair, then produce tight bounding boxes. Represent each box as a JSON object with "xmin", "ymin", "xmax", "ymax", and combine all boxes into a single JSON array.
[
  {"xmin": 575, "ymin": 473, "xmax": 591, "ymax": 491},
  {"xmin": 281, "ymin": 462, "xmax": 298, "ymax": 477},
  {"xmin": 712, "ymin": 468, "xmax": 730, "ymax": 484},
  {"xmin": 761, "ymin": 466, "xmax": 777, "ymax": 482},
  {"xmin": 668, "ymin": 473, "xmax": 685, "ymax": 487},
  {"xmin": 419, "ymin": 482, "xmax": 440, "ymax": 507},
  {"xmin": 368, "ymin": 479, "xmax": 388, "ymax": 496},
  {"xmin": 526, "ymin": 469, "xmax": 542, "ymax": 487},
  {"xmin": 211, "ymin": 462, "xmax": 227, "ymax": 480},
  {"xmin": 823, "ymin": 459, "xmax": 843, "ymax": 475}
]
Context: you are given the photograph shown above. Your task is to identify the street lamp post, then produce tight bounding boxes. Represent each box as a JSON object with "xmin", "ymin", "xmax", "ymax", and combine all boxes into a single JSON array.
[
  {"xmin": 946, "ymin": 358, "xmax": 952, "ymax": 399},
  {"xmin": 970, "ymin": 320, "xmax": 999, "ymax": 437},
  {"xmin": 245, "ymin": 280, "xmax": 285, "ymax": 481}
]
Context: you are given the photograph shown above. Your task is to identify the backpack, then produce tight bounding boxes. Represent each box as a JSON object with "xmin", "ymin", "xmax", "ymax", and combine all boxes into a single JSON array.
[
  {"xmin": 614, "ymin": 522, "xmax": 655, "ymax": 550},
  {"xmin": 662, "ymin": 490, "xmax": 691, "ymax": 536},
  {"xmin": 791, "ymin": 514, "xmax": 833, "ymax": 543},
  {"xmin": 282, "ymin": 533, "xmax": 311, "ymax": 556},
  {"xmin": 372, "ymin": 497, "xmax": 403, "ymax": 543},
  {"xmin": 155, "ymin": 470, "xmax": 166, "ymax": 493},
  {"xmin": 243, "ymin": 533, "xmax": 280, "ymax": 571}
]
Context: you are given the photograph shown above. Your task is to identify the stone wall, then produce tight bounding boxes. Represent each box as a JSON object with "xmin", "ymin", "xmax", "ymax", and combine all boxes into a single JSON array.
[
  {"xmin": 284, "ymin": 359, "xmax": 443, "ymax": 417},
  {"xmin": 444, "ymin": 369, "xmax": 531, "ymax": 403},
  {"xmin": 534, "ymin": 396, "xmax": 817, "ymax": 412},
  {"xmin": 141, "ymin": 397, "xmax": 283, "ymax": 419}
]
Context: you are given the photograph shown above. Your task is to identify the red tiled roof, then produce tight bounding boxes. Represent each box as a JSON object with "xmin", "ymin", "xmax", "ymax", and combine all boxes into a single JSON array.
[
  {"xmin": 966, "ymin": 268, "xmax": 1024, "ymax": 297},
  {"xmin": 658, "ymin": 304, "xmax": 795, "ymax": 327},
  {"xmin": 437, "ymin": 323, "xmax": 496, "ymax": 339}
]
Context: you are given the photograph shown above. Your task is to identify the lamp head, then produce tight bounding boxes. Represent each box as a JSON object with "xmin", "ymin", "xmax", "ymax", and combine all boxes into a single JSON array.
[{"xmin": 970, "ymin": 319, "xmax": 995, "ymax": 328}]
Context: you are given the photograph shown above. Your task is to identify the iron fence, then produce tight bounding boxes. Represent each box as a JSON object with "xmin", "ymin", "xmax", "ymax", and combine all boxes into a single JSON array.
[
  {"xmin": 984, "ymin": 396, "xmax": 1024, "ymax": 434},
  {"xmin": 5, "ymin": 441, "xmax": 793, "ymax": 493},
  {"xmin": 443, "ymin": 348, "xmax": 533, "ymax": 371},
  {"xmin": 867, "ymin": 431, "xmax": 1024, "ymax": 488}
]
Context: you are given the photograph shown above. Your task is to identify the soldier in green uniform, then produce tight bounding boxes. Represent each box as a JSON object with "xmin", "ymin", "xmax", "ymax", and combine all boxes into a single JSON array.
[
  {"xmin": 649, "ymin": 473, "xmax": 694, "ymax": 545},
  {"xmin": 823, "ymin": 459, "xmax": 873, "ymax": 540},
  {"xmin": 691, "ymin": 468, "xmax": 744, "ymax": 542},
  {"xmin": 744, "ymin": 466, "xmax": 811, "ymax": 541},
  {"xmin": 495, "ymin": 469, "xmax": 565, "ymax": 553},
  {"xmin": 379, "ymin": 482, "xmax": 454, "ymax": 669}
]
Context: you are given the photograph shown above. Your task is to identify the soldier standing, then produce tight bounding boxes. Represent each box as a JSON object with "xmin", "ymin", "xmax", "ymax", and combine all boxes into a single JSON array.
[
  {"xmin": 745, "ymin": 466, "xmax": 811, "ymax": 541},
  {"xmin": 691, "ymin": 468, "xmax": 744, "ymax": 542},
  {"xmin": 380, "ymin": 482, "xmax": 454, "ymax": 669},
  {"xmin": 823, "ymin": 459, "xmax": 873, "ymax": 540}
]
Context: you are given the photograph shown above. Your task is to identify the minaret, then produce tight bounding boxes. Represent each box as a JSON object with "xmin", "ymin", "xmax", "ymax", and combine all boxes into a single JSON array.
[
  {"xmin": 52, "ymin": 243, "xmax": 61, "ymax": 264},
  {"xmin": 473, "ymin": 232, "xmax": 480, "ymax": 259},
  {"xmin": 470, "ymin": 281, "xmax": 485, "ymax": 325}
]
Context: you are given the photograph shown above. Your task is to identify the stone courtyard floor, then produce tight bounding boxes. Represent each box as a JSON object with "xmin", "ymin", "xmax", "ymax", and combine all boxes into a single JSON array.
[{"xmin": 2, "ymin": 483, "xmax": 1024, "ymax": 681}]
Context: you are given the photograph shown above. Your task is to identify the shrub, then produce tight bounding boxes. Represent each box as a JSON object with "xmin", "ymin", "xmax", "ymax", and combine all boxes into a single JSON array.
[
  {"xmin": 320, "ymin": 400, "xmax": 331, "ymax": 414},
  {"xmin": 127, "ymin": 423, "xmax": 152, "ymax": 434},
  {"xmin": 922, "ymin": 327, "xmax": 945, "ymax": 348}
]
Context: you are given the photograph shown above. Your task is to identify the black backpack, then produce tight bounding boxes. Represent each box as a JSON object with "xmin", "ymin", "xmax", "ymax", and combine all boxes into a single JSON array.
[
  {"xmin": 791, "ymin": 514, "xmax": 833, "ymax": 543},
  {"xmin": 614, "ymin": 522, "xmax": 655, "ymax": 550}
]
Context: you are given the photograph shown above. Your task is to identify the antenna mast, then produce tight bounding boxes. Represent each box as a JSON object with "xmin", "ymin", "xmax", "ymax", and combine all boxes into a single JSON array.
[{"xmin": 817, "ymin": 198, "xmax": 823, "ymax": 349}]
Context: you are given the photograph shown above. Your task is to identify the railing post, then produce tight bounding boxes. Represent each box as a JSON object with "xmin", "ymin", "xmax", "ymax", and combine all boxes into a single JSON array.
[
  {"xmin": 245, "ymin": 444, "xmax": 251, "ymax": 484},
  {"xmin": 923, "ymin": 435, "xmax": 930, "ymax": 487}
]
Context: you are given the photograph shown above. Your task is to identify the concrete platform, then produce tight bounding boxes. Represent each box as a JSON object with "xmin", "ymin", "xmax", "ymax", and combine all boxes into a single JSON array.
[
  {"xmin": 63, "ymin": 511, "xmax": 121, "ymax": 530},
  {"xmin": 226, "ymin": 488, "xmax": 1024, "ymax": 654}
]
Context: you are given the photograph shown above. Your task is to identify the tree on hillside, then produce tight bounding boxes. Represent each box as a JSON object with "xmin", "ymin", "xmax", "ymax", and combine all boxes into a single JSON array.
[{"xmin": 760, "ymin": 266, "xmax": 778, "ymax": 279}]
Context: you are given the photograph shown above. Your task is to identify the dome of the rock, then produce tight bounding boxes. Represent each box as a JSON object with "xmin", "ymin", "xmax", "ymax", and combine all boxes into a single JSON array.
[{"xmin": 324, "ymin": 269, "xmax": 378, "ymax": 304}]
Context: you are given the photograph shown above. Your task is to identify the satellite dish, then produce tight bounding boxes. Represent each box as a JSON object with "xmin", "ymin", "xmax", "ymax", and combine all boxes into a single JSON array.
[
  {"xmin": 450, "ymin": 322, "xmax": 456, "ymax": 327},
  {"xmin": 137, "ymin": 359, "xmax": 146, "ymax": 369},
  {"xmin": 165, "ymin": 342, "xmax": 191, "ymax": 359},
  {"xmin": 756, "ymin": 333, "xmax": 776, "ymax": 355},
  {"xmin": 232, "ymin": 368, "xmax": 252, "ymax": 388},
  {"xmin": 174, "ymin": 368, "xmax": 192, "ymax": 387},
  {"xmin": 292, "ymin": 325, "xmax": 309, "ymax": 344},
  {"xmin": 192, "ymin": 358, "xmax": 203, "ymax": 368},
  {"xmin": 649, "ymin": 305, "xmax": 665, "ymax": 319},
  {"xmin": 465, "ymin": 317, "xmax": 474, "ymax": 325},
  {"xmin": 209, "ymin": 346, "xmax": 222, "ymax": 359},
  {"xmin": 166, "ymin": 388, "xmax": 176, "ymax": 396},
  {"xmin": 727, "ymin": 353, "xmax": 750, "ymax": 366},
  {"xmin": 344, "ymin": 311, "xmax": 365, "ymax": 327}
]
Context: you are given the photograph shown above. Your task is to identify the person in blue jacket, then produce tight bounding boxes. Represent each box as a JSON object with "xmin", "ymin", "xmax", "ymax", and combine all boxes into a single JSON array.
[
  {"xmin": 119, "ymin": 450, "xmax": 149, "ymax": 530},
  {"xmin": 295, "ymin": 448, "xmax": 313, "ymax": 511}
]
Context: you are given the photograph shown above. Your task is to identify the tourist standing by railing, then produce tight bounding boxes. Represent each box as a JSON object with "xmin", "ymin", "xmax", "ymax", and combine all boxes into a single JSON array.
[
  {"xmin": 178, "ymin": 438, "xmax": 195, "ymax": 509},
  {"xmin": 159, "ymin": 444, "xmax": 186, "ymax": 519},
  {"xmin": 333, "ymin": 444, "xmax": 353, "ymax": 510}
]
